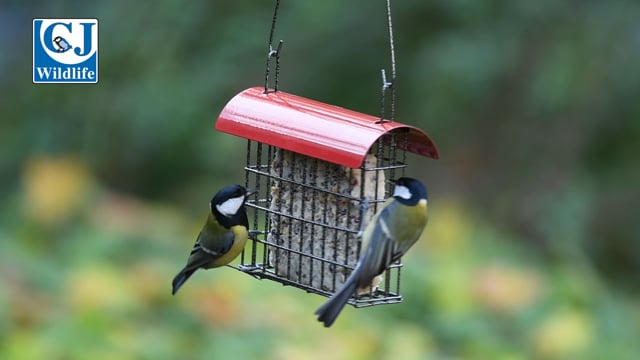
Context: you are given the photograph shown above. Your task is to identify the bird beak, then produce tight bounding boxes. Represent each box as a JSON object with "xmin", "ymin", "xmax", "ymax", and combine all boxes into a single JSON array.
[{"xmin": 246, "ymin": 188, "xmax": 257, "ymax": 196}]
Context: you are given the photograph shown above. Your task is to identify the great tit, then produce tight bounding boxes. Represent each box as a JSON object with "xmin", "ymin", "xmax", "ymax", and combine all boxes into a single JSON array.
[
  {"xmin": 172, "ymin": 184, "xmax": 253, "ymax": 295},
  {"xmin": 315, "ymin": 177, "xmax": 429, "ymax": 327}
]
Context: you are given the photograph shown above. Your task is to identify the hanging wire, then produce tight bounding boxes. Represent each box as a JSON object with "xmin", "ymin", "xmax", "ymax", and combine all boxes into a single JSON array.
[
  {"xmin": 264, "ymin": 0, "xmax": 284, "ymax": 93},
  {"xmin": 377, "ymin": 0, "xmax": 397, "ymax": 123}
]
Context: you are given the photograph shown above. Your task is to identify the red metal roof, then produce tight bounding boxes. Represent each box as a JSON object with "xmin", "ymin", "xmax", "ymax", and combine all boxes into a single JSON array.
[{"xmin": 215, "ymin": 87, "xmax": 439, "ymax": 168}]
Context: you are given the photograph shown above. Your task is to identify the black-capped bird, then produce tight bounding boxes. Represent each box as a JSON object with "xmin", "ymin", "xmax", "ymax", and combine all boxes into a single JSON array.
[
  {"xmin": 172, "ymin": 184, "xmax": 253, "ymax": 295},
  {"xmin": 315, "ymin": 177, "xmax": 429, "ymax": 327}
]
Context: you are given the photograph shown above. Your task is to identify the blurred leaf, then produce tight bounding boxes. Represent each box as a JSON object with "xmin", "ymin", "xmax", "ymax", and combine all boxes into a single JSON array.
[
  {"xmin": 22, "ymin": 154, "xmax": 93, "ymax": 226},
  {"xmin": 531, "ymin": 309, "xmax": 593, "ymax": 359},
  {"xmin": 472, "ymin": 263, "xmax": 543, "ymax": 314}
]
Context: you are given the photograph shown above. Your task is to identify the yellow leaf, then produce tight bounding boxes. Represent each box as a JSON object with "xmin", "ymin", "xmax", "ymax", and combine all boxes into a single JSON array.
[
  {"xmin": 472, "ymin": 263, "xmax": 543, "ymax": 314},
  {"xmin": 531, "ymin": 309, "xmax": 593, "ymax": 359},
  {"xmin": 420, "ymin": 198, "xmax": 472, "ymax": 253},
  {"xmin": 66, "ymin": 266, "xmax": 134, "ymax": 311},
  {"xmin": 22, "ymin": 155, "xmax": 92, "ymax": 225}
]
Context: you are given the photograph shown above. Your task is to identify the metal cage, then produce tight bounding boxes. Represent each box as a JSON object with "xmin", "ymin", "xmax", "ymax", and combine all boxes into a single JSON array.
[{"xmin": 215, "ymin": 87, "xmax": 438, "ymax": 307}]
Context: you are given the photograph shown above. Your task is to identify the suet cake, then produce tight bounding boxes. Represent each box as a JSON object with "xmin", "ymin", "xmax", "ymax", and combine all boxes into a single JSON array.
[{"xmin": 268, "ymin": 149, "xmax": 385, "ymax": 293}]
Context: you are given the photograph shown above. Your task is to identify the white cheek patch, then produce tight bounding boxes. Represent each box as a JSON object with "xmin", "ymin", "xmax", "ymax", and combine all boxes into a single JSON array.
[
  {"xmin": 215, "ymin": 196, "xmax": 245, "ymax": 217},
  {"xmin": 393, "ymin": 184, "xmax": 412, "ymax": 200}
]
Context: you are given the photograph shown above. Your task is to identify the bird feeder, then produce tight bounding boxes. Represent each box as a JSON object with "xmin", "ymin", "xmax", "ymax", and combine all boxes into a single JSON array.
[{"xmin": 215, "ymin": 86, "xmax": 438, "ymax": 307}]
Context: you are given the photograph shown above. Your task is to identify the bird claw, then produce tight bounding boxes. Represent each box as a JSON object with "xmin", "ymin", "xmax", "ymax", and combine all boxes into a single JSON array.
[
  {"xmin": 356, "ymin": 199, "xmax": 370, "ymax": 238},
  {"xmin": 359, "ymin": 199, "xmax": 370, "ymax": 213},
  {"xmin": 248, "ymin": 230, "xmax": 262, "ymax": 240}
]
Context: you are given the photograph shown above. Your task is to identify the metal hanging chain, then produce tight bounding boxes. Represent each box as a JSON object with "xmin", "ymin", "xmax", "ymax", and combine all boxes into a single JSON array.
[
  {"xmin": 377, "ymin": 0, "xmax": 397, "ymax": 123},
  {"xmin": 264, "ymin": 0, "xmax": 284, "ymax": 94}
]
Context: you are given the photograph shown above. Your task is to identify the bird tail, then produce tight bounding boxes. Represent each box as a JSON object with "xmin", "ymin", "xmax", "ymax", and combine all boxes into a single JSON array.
[
  {"xmin": 172, "ymin": 268, "xmax": 196, "ymax": 295},
  {"xmin": 315, "ymin": 277, "xmax": 358, "ymax": 327}
]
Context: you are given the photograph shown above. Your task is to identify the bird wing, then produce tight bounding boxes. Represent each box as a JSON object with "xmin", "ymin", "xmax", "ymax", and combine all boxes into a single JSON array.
[
  {"xmin": 196, "ymin": 229, "xmax": 235, "ymax": 257},
  {"xmin": 353, "ymin": 205, "xmax": 401, "ymax": 287},
  {"xmin": 178, "ymin": 229, "xmax": 235, "ymax": 274}
]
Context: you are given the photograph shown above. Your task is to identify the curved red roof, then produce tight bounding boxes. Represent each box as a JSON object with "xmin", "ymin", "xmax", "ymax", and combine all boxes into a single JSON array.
[{"xmin": 215, "ymin": 87, "xmax": 439, "ymax": 168}]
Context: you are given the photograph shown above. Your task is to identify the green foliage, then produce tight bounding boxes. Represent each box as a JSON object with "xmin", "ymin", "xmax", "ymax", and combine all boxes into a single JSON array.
[{"xmin": 1, "ymin": 0, "xmax": 639, "ymax": 358}]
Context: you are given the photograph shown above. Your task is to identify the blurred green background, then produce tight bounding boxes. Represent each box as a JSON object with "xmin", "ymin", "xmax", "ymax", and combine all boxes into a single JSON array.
[{"xmin": 2, "ymin": 0, "xmax": 640, "ymax": 359}]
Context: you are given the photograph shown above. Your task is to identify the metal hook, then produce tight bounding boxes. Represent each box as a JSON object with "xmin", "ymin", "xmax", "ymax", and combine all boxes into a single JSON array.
[
  {"xmin": 376, "ymin": 0, "xmax": 397, "ymax": 124},
  {"xmin": 376, "ymin": 69, "xmax": 394, "ymax": 124},
  {"xmin": 264, "ymin": 0, "xmax": 284, "ymax": 94}
]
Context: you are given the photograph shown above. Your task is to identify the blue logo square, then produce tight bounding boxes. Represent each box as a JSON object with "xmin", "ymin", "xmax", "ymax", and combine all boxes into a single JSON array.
[{"xmin": 33, "ymin": 19, "xmax": 98, "ymax": 84}]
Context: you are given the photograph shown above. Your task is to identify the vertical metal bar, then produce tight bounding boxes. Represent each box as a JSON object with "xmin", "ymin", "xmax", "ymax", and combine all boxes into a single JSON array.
[
  {"xmin": 276, "ymin": 148, "xmax": 286, "ymax": 277},
  {"xmin": 342, "ymin": 166, "xmax": 354, "ymax": 302},
  {"xmin": 264, "ymin": 145, "xmax": 274, "ymax": 272},
  {"xmin": 309, "ymin": 158, "xmax": 318, "ymax": 288},
  {"xmin": 286, "ymin": 151, "xmax": 296, "ymax": 282},
  {"xmin": 375, "ymin": 140, "xmax": 384, "ymax": 214},
  {"xmin": 396, "ymin": 264, "xmax": 402, "ymax": 299},
  {"xmin": 327, "ymin": 162, "xmax": 339, "ymax": 292},
  {"xmin": 250, "ymin": 142, "xmax": 263, "ymax": 267},
  {"xmin": 384, "ymin": 267, "xmax": 392, "ymax": 297},
  {"xmin": 389, "ymin": 133, "xmax": 397, "ymax": 184},
  {"xmin": 241, "ymin": 139, "xmax": 252, "ymax": 266},
  {"xmin": 299, "ymin": 155, "xmax": 308, "ymax": 286},
  {"xmin": 320, "ymin": 164, "xmax": 330, "ymax": 292},
  {"xmin": 401, "ymin": 131, "xmax": 408, "ymax": 177},
  {"xmin": 355, "ymin": 157, "xmax": 368, "ymax": 304}
]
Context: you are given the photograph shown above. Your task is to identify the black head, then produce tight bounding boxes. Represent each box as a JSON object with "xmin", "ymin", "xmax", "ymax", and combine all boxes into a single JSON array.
[
  {"xmin": 391, "ymin": 177, "xmax": 428, "ymax": 206},
  {"xmin": 210, "ymin": 184, "xmax": 250, "ymax": 229}
]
